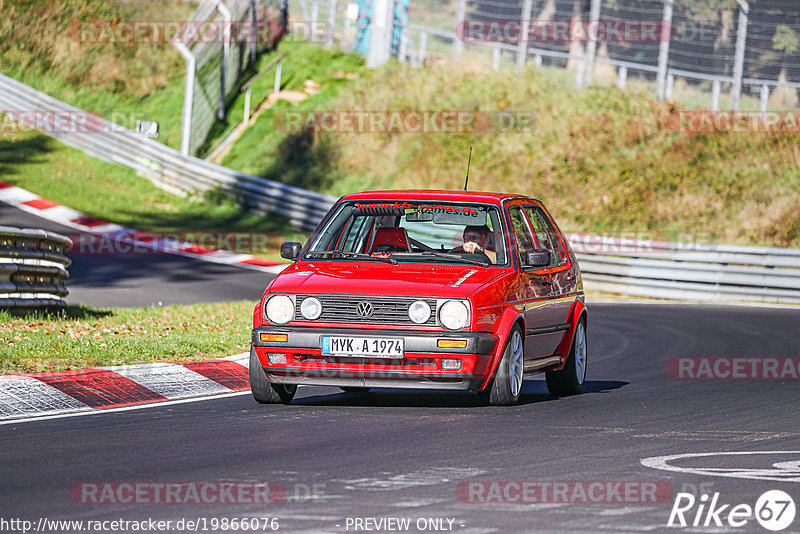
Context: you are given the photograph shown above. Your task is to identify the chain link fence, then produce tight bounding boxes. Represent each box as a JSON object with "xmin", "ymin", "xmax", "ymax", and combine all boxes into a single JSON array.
[
  {"xmin": 174, "ymin": 0, "xmax": 287, "ymax": 156},
  {"xmin": 298, "ymin": 0, "xmax": 800, "ymax": 111}
]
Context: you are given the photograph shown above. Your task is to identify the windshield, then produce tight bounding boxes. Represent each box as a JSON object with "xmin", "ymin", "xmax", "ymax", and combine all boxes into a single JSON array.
[{"xmin": 305, "ymin": 200, "xmax": 509, "ymax": 266}]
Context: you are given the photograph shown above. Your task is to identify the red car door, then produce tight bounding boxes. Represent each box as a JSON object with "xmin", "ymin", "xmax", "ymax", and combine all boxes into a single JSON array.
[
  {"xmin": 507, "ymin": 202, "xmax": 559, "ymax": 359},
  {"xmin": 522, "ymin": 203, "xmax": 575, "ymax": 345}
]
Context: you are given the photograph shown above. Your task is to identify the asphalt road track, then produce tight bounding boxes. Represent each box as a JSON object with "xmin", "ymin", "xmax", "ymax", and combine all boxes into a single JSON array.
[
  {"xmin": 2, "ymin": 303, "xmax": 799, "ymax": 533},
  {"xmin": 0, "ymin": 202, "xmax": 273, "ymax": 307}
]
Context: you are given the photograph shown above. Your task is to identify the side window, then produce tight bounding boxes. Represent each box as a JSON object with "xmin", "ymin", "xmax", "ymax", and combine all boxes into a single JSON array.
[
  {"xmin": 509, "ymin": 207, "xmax": 535, "ymax": 267},
  {"xmin": 524, "ymin": 206, "xmax": 565, "ymax": 266}
]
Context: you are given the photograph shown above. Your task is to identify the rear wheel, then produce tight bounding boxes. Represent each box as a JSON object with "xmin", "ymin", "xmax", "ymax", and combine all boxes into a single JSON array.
[
  {"xmin": 249, "ymin": 347, "xmax": 296, "ymax": 404},
  {"xmin": 545, "ymin": 319, "xmax": 587, "ymax": 396},
  {"xmin": 478, "ymin": 326, "xmax": 524, "ymax": 406},
  {"xmin": 339, "ymin": 387, "xmax": 371, "ymax": 393}
]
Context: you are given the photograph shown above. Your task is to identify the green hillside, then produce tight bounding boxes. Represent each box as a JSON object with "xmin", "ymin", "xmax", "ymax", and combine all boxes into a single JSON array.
[{"xmin": 221, "ymin": 61, "xmax": 800, "ymax": 247}]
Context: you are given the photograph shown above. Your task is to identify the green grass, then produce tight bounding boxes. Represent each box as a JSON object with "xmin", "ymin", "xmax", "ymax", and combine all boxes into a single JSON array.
[
  {"xmin": 0, "ymin": 0, "xmax": 194, "ymax": 150},
  {"xmin": 219, "ymin": 55, "xmax": 800, "ymax": 248},
  {"xmin": 0, "ymin": 132, "xmax": 305, "ymax": 257},
  {"xmin": 0, "ymin": 301, "xmax": 255, "ymax": 375},
  {"xmin": 0, "ymin": 3, "xmax": 348, "ymax": 249},
  {"xmin": 216, "ymin": 37, "xmax": 367, "ymax": 190}
]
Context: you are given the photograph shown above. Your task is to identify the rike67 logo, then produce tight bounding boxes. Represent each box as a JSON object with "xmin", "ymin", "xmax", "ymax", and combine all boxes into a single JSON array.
[{"xmin": 668, "ymin": 490, "xmax": 796, "ymax": 531}]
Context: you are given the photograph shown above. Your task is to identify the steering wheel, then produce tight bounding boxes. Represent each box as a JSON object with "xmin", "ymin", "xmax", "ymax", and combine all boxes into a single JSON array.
[{"xmin": 448, "ymin": 247, "xmax": 491, "ymax": 264}]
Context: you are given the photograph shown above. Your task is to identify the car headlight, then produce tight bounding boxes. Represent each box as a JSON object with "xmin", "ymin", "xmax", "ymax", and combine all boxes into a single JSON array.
[
  {"xmin": 265, "ymin": 295, "xmax": 294, "ymax": 325},
  {"xmin": 300, "ymin": 296, "xmax": 323, "ymax": 320},
  {"xmin": 408, "ymin": 300, "xmax": 431, "ymax": 324},
  {"xmin": 438, "ymin": 300, "xmax": 469, "ymax": 330}
]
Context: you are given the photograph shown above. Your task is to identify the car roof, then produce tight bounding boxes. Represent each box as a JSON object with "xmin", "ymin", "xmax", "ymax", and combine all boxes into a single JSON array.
[{"xmin": 341, "ymin": 190, "xmax": 539, "ymax": 204}]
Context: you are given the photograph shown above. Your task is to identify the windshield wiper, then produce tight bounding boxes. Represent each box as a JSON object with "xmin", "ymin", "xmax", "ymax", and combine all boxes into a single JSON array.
[
  {"xmin": 306, "ymin": 250, "xmax": 397, "ymax": 265},
  {"xmin": 418, "ymin": 251, "xmax": 489, "ymax": 268}
]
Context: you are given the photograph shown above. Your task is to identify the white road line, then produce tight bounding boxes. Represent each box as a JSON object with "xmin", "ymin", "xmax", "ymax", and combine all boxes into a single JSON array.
[{"xmin": 641, "ymin": 451, "xmax": 800, "ymax": 482}]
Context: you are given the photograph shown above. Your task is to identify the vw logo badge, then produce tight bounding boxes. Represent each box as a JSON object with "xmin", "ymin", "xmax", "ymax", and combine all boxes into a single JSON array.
[{"xmin": 356, "ymin": 301, "xmax": 374, "ymax": 318}]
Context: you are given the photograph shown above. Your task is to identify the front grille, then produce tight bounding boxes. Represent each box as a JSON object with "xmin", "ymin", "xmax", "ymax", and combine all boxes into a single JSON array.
[{"xmin": 295, "ymin": 295, "xmax": 438, "ymax": 325}]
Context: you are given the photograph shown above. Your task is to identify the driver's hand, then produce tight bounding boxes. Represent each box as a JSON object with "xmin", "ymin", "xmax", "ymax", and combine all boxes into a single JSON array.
[{"xmin": 463, "ymin": 241, "xmax": 481, "ymax": 254}]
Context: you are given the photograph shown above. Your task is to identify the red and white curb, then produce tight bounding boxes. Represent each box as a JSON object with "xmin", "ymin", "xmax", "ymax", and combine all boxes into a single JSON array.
[
  {"xmin": 0, "ymin": 180, "xmax": 289, "ymax": 275},
  {"xmin": 0, "ymin": 352, "xmax": 251, "ymax": 421}
]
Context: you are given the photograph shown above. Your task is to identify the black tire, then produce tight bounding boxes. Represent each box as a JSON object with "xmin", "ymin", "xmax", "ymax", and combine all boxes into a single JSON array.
[
  {"xmin": 249, "ymin": 347, "xmax": 297, "ymax": 404},
  {"xmin": 339, "ymin": 387, "xmax": 371, "ymax": 393},
  {"xmin": 478, "ymin": 325, "xmax": 524, "ymax": 406},
  {"xmin": 546, "ymin": 319, "xmax": 587, "ymax": 396}
]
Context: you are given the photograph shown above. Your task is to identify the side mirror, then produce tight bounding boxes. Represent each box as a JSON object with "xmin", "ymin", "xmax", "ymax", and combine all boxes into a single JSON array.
[
  {"xmin": 280, "ymin": 242, "xmax": 302, "ymax": 261},
  {"xmin": 525, "ymin": 248, "xmax": 551, "ymax": 268}
]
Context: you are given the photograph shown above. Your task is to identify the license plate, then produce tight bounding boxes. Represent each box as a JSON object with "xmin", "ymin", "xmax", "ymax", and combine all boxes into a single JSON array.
[{"xmin": 321, "ymin": 336, "xmax": 404, "ymax": 358}]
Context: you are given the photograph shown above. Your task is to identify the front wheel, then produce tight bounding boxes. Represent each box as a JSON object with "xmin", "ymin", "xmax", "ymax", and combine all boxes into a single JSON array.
[
  {"xmin": 478, "ymin": 326, "xmax": 524, "ymax": 406},
  {"xmin": 545, "ymin": 319, "xmax": 587, "ymax": 396},
  {"xmin": 249, "ymin": 347, "xmax": 296, "ymax": 404}
]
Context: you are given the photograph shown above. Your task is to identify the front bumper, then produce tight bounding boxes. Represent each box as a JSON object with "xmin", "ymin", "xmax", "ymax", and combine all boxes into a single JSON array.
[{"xmin": 252, "ymin": 326, "xmax": 499, "ymax": 390}]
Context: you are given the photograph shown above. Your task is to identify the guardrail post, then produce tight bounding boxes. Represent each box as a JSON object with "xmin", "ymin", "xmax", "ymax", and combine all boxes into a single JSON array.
[
  {"xmin": 617, "ymin": 65, "xmax": 627, "ymax": 90},
  {"xmin": 583, "ymin": 0, "xmax": 601, "ymax": 86},
  {"xmin": 575, "ymin": 57, "xmax": 585, "ymax": 90},
  {"xmin": 666, "ymin": 73, "xmax": 674, "ymax": 100},
  {"xmin": 326, "ymin": 0, "xmax": 338, "ymax": 48},
  {"xmin": 399, "ymin": 29, "xmax": 408, "ymax": 62},
  {"xmin": 298, "ymin": 0, "xmax": 310, "ymax": 26},
  {"xmin": 344, "ymin": 1, "xmax": 358, "ymax": 50},
  {"xmin": 173, "ymin": 42, "xmax": 196, "ymax": 156},
  {"xmin": 516, "ymin": 0, "xmax": 533, "ymax": 71},
  {"xmin": 217, "ymin": 2, "xmax": 233, "ymax": 120},
  {"xmin": 656, "ymin": 0, "xmax": 673, "ymax": 101},
  {"xmin": 453, "ymin": 0, "xmax": 466, "ymax": 54},
  {"xmin": 311, "ymin": 2, "xmax": 320, "ymax": 41},
  {"xmin": 711, "ymin": 80, "xmax": 721, "ymax": 111},
  {"xmin": 534, "ymin": 54, "xmax": 542, "ymax": 67},
  {"xmin": 274, "ymin": 58, "xmax": 283, "ymax": 94},
  {"xmin": 366, "ymin": 0, "xmax": 391, "ymax": 68},
  {"xmin": 731, "ymin": 0, "xmax": 749, "ymax": 111},
  {"xmin": 492, "ymin": 46, "xmax": 501, "ymax": 71},
  {"xmin": 244, "ymin": 87, "xmax": 252, "ymax": 125},
  {"xmin": 760, "ymin": 83, "xmax": 769, "ymax": 114},
  {"xmin": 419, "ymin": 31, "xmax": 427, "ymax": 66},
  {"xmin": 249, "ymin": 0, "xmax": 258, "ymax": 63}
]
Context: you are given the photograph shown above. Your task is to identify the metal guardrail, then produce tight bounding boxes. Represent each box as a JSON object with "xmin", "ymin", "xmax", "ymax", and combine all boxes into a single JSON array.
[
  {"xmin": 0, "ymin": 227, "xmax": 72, "ymax": 308},
  {"xmin": 570, "ymin": 237, "xmax": 800, "ymax": 303},
  {"xmin": 0, "ymin": 74, "xmax": 337, "ymax": 232},
  {"xmin": 4, "ymin": 74, "xmax": 800, "ymax": 303}
]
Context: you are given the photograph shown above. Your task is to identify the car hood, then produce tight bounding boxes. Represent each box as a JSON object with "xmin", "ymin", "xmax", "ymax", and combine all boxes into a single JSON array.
[{"xmin": 268, "ymin": 261, "xmax": 507, "ymax": 298}]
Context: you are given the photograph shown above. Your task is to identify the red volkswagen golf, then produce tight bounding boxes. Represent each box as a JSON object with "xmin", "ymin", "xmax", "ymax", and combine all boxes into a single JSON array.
[{"xmin": 250, "ymin": 190, "xmax": 587, "ymax": 406}]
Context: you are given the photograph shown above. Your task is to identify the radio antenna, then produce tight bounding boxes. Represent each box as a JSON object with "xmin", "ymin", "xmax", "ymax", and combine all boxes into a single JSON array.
[{"xmin": 463, "ymin": 147, "xmax": 472, "ymax": 191}]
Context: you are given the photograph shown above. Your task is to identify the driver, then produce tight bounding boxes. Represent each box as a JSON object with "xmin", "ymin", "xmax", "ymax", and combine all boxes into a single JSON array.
[{"xmin": 457, "ymin": 225, "xmax": 496, "ymax": 263}]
